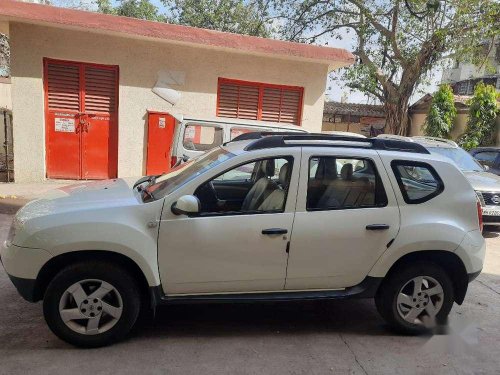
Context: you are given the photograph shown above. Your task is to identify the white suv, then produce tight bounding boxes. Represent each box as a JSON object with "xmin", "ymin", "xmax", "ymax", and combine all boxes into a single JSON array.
[{"xmin": 1, "ymin": 133, "xmax": 485, "ymax": 347}]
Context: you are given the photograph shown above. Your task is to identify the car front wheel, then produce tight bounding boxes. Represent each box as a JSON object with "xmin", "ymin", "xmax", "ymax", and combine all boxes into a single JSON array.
[
  {"xmin": 375, "ymin": 262, "xmax": 454, "ymax": 334},
  {"xmin": 43, "ymin": 261, "xmax": 141, "ymax": 347}
]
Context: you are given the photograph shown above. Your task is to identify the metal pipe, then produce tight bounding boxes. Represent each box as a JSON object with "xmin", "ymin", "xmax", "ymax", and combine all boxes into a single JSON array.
[{"xmin": 3, "ymin": 109, "xmax": 10, "ymax": 182}]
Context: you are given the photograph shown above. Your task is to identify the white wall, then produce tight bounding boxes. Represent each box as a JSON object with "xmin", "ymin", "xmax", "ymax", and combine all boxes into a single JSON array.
[{"xmin": 10, "ymin": 23, "xmax": 330, "ymax": 181}]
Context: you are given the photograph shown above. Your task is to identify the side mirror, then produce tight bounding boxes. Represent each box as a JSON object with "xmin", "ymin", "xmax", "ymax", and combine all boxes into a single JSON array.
[
  {"xmin": 483, "ymin": 165, "xmax": 490, "ymax": 171},
  {"xmin": 171, "ymin": 195, "xmax": 200, "ymax": 216}
]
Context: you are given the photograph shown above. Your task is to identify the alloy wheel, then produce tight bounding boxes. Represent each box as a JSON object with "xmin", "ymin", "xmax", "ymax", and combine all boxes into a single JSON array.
[
  {"xmin": 396, "ymin": 275, "xmax": 444, "ymax": 326},
  {"xmin": 58, "ymin": 279, "xmax": 123, "ymax": 335}
]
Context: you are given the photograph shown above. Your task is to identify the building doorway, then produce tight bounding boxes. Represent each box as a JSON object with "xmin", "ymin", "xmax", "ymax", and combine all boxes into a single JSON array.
[{"xmin": 44, "ymin": 58, "xmax": 118, "ymax": 179}]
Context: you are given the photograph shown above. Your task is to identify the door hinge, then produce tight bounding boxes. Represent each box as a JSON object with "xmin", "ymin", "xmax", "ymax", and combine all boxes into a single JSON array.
[{"xmin": 285, "ymin": 241, "xmax": 290, "ymax": 254}]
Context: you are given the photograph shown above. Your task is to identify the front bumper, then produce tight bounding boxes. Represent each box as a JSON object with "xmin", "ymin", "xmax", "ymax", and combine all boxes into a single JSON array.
[{"xmin": 1, "ymin": 242, "xmax": 52, "ymax": 302}]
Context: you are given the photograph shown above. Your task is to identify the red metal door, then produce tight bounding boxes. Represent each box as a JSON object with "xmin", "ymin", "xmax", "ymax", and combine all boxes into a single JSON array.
[
  {"xmin": 44, "ymin": 59, "xmax": 118, "ymax": 180},
  {"xmin": 146, "ymin": 112, "xmax": 175, "ymax": 175}
]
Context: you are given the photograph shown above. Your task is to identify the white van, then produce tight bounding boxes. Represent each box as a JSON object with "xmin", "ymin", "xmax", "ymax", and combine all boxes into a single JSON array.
[{"xmin": 170, "ymin": 115, "xmax": 308, "ymax": 165}]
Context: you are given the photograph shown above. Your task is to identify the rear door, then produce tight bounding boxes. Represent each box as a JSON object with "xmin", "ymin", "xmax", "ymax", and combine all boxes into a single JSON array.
[{"xmin": 285, "ymin": 148, "xmax": 400, "ymax": 290}]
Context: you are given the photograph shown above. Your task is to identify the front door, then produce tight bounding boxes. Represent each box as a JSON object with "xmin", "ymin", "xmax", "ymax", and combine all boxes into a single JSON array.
[
  {"xmin": 158, "ymin": 154, "xmax": 300, "ymax": 294},
  {"xmin": 285, "ymin": 150, "xmax": 400, "ymax": 290},
  {"xmin": 44, "ymin": 59, "xmax": 118, "ymax": 179}
]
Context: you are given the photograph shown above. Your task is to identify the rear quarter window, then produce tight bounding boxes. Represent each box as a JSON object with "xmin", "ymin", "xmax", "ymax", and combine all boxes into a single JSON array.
[{"xmin": 391, "ymin": 160, "xmax": 444, "ymax": 204}]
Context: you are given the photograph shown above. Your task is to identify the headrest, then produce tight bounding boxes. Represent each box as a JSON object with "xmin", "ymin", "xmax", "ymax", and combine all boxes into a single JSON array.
[
  {"xmin": 261, "ymin": 159, "xmax": 275, "ymax": 177},
  {"xmin": 315, "ymin": 158, "xmax": 337, "ymax": 181},
  {"xmin": 279, "ymin": 162, "xmax": 290, "ymax": 187},
  {"xmin": 341, "ymin": 163, "xmax": 353, "ymax": 180}
]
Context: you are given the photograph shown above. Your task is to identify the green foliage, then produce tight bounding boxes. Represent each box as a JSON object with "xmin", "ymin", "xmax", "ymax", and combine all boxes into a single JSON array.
[
  {"xmin": 458, "ymin": 82, "xmax": 499, "ymax": 150},
  {"xmin": 96, "ymin": 0, "xmax": 165, "ymax": 21},
  {"xmin": 423, "ymin": 84, "xmax": 456, "ymax": 138},
  {"xmin": 163, "ymin": 0, "xmax": 273, "ymax": 37}
]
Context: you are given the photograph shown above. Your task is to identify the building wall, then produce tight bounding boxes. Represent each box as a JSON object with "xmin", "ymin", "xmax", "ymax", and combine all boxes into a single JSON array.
[
  {"xmin": 322, "ymin": 121, "xmax": 364, "ymax": 134},
  {"xmin": 10, "ymin": 23, "xmax": 329, "ymax": 181}
]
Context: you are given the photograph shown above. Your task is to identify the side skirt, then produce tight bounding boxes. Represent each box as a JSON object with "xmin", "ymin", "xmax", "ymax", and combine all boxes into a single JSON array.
[{"xmin": 149, "ymin": 276, "xmax": 382, "ymax": 308}]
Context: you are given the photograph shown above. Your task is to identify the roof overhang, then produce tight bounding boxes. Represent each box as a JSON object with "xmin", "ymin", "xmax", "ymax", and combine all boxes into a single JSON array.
[{"xmin": 0, "ymin": 0, "xmax": 354, "ymax": 71}]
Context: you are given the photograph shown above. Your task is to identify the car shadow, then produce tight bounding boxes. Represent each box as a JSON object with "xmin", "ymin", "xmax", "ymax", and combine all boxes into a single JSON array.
[
  {"xmin": 483, "ymin": 226, "xmax": 500, "ymax": 238},
  {"xmin": 132, "ymin": 299, "xmax": 392, "ymax": 341}
]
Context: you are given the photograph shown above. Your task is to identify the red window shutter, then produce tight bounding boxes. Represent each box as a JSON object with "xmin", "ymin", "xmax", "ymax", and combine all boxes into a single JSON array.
[
  {"xmin": 47, "ymin": 63, "xmax": 80, "ymax": 111},
  {"xmin": 217, "ymin": 78, "xmax": 303, "ymax": 125},
  {"xmin": 84, "ymin": 66, "xmax": 118, "ymax": 114},
  {"xmin": 218, "ymin": 81, "xmax": 259, "ymax": 120}
]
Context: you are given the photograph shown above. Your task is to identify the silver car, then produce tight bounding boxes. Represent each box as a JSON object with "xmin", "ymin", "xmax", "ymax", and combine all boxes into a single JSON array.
[{"xmin": 379, "ymin": 135, "xmax": 500, "ymax": 226}]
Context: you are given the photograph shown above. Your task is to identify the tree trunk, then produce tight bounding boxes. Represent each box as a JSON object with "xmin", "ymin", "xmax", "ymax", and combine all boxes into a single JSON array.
[{"xmin": 384, "ymin": 93, "xmax": 412, "ymax": 136}]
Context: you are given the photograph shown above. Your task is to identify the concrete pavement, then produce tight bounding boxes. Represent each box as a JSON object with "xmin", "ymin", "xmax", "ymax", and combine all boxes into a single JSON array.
[{"xmin": 0, "ymin": 209, "xmax": 499, "ymax": 374}]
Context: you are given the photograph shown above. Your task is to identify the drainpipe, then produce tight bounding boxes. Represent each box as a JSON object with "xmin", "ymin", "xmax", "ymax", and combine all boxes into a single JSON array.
[{"xmin": 3, "ymin": 109, "xmax": 10, "ymax": 182}]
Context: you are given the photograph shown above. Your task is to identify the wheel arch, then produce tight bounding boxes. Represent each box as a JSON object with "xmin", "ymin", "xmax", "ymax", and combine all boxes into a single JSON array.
[
  {"xmin": 33, "ymin": 250, "xmax": 152, "ymax": 303},
  {"xmin": 377, "ymin": 250, "xmax": 469, "ymax": 305}
]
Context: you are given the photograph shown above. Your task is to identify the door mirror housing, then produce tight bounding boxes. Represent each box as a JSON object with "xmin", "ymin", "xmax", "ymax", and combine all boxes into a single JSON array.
[
  {"xmin": 171, "ymin": 195, "xmax": 200, "ymax": 216},
  {"xmin": 483, "ymin": 164, "xmax": 490, "ymax": 171}
]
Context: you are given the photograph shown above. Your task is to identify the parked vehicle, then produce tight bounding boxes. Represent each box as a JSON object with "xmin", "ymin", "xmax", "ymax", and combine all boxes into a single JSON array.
[
  {"xmin": 170, "ymin": 115, "xmax": 307, "ymax": 166},
  {"xmin": 409, "ymin": 137, "xmax": 500, "ymax": 226},
  {"xmin": 470, "ymin": 147, "xmax": 500, "ymax": 176},
  {"xmin": 2, "ymin": 134, "xmax": 484, "ymax": 347}
]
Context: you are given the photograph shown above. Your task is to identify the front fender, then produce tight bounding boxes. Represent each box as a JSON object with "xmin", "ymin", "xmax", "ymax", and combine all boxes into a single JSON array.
[{"xmin": 14, "ymin": 202, "xmax": 163, "ymax": 286}]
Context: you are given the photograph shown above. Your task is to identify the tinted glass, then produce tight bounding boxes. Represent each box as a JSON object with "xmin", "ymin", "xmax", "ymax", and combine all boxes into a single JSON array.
[
  {"xmin": 392, "ymin": 162, "xmax": 443, "ymax": 203},
  {"xmin": 474, "ymin": 151, "xmax": 498, "ymax": 168},
  {"xmin": 307, "ymin": 156, "xmax": 387, "ymax": 210}
]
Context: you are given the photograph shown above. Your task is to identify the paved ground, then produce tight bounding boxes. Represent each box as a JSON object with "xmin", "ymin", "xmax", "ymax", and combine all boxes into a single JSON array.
[{"xmin": 0, "ymin": 204, "xmax": 500, "ymax": 374}]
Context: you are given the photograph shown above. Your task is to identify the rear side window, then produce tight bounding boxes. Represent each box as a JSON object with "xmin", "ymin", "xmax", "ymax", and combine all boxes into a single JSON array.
[
  {"xmin": 391, "ymin": 161, "xmax": 444, "ymax": 204},
  {"xmin": 307, "ymin": 156, "xmax": 387, "ymax": 210}
]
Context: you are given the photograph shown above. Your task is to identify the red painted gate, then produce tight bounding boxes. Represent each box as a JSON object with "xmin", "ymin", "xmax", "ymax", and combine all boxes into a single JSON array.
[
  {"xmin": 146, "ymin": 111, "xmax": 176, "ymax": 175},
  {"xmin": 44, "ymin": 59, "xmax": 119, "ymax": 179}
]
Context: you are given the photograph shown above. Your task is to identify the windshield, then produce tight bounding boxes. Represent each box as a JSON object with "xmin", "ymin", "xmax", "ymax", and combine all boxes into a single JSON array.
[
  {"xmin": 145, "ymin": 147, "xmax": 235, "ymax": 199},
  {"xmin": 428, "ymin": 146, "xmax": 483, "ymax": 172}
]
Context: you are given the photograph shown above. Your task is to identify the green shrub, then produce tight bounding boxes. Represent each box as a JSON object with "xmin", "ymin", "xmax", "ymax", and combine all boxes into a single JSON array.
[
  {"xmin": 458, "ymin": 82, "xmax": 499, "ymax": 150},
  {"xmin": 423, "ymin": 84, "xmax": 457, "ymax": 138}
]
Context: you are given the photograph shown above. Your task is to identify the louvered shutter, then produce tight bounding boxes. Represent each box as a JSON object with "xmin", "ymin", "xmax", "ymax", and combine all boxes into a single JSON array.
[
  {"xmin": 218, "ymin": 81, "xmax": 259, "ymax": 120},
  {"xmin": 47, "ymin": 63, "xmax": 80, "ymax": 111},
  {"xmin": 261, "ymin": 87, "xmax": 302, "ymax": 124},
  {"xmin": 217, "ymin": 79, "xmax": 303, "ymax": 125},
  {"xmin": 84, "ymin": 66, "xmax": 117, "ymax": 113}
]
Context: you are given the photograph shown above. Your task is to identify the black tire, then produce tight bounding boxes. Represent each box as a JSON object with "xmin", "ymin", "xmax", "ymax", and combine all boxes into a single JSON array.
[
  {"xmin": 375, "ymin": 261, "xmax": 454, "ymax": 334},
  {"xmin": 43, "ymin": 261, "xmax": 141, "ymax": 348}
]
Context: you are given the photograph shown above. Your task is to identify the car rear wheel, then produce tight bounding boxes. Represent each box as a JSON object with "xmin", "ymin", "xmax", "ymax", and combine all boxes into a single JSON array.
[
  {"xmin": 375, "ymin": 262, "xmax": 454, "ymax": 334},
  {"xmin": 43, "ymin": 261, "xmax": 141, "ymax": 347}
]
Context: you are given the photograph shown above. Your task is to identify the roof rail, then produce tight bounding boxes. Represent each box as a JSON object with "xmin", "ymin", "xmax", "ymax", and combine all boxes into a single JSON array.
[
  {"xmin": 376, "ymin": 134, "xmax": 414, "ymax": 142},
  {"xmin": 228, "ymin": 131, "xmax": 302, "ymax": 143},
  {"xmin": 412, "ymin": 136, "xmax": 458, "ymax": 147},
  {"xmin": 241, "ymin": 133, "xmax": 430, "ymax": 154}
]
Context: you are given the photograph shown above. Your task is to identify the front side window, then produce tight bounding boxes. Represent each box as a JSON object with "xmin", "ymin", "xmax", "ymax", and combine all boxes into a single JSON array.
[
  {"xmin": 307, "ymin": 156, "xmax": 387, "ymax": 210},
  {"xmin": 183, "ymin": 124, "xmax": 223, "ymax": 151},
  {"xmin": 195, "ymin": 157, "xmax": 293, "ymax": 215},
  {"xmin": 391, "ymin": 161, "xmax": 444, "ymax": 204}
]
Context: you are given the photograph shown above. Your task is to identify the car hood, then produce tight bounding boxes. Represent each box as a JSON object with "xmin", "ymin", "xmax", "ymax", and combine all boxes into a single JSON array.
[
  {"xmin": 16, "ymin": 178, "xmax": 141, "ymax": 223},
  {"xmin": 463, "ymin": 171, "xmax": 500, "ymax": 192}
]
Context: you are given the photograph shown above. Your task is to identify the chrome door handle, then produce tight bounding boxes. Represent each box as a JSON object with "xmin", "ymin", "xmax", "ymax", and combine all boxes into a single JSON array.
[
  {"xmin": 262, "ymin": 228, "xmax": 288, "ymax": 235},
  {"xmin": 366, "ymin": 224, "xmax": 390, "ymax": 230}
]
